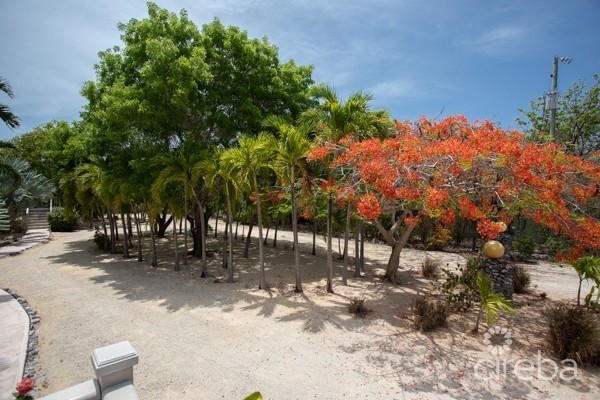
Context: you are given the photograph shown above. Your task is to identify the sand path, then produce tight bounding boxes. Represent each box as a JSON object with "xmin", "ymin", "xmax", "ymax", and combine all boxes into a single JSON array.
[{"xmin": 0, "ymin": 226, "xmax": 597, "ymax": 399}]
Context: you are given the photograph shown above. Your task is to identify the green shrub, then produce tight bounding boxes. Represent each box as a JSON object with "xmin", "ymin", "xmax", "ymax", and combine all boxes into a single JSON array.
[
  {"xmin": 543, "ymin": 236, "xmax": 572, "ymax": 258},
  {"xmin": 413, "ymin": 297, "xmax": 449, "ymax": 332},
  {"xmin": 47, "ymin": 207, "xmax": 80, "ymax": 232},
  {"xmin": 513, "ymin": 265, "xmax": 531, "ymax": 294},
  {"xmin": 441, "ymin": 257, "xmax": 480, "ymax": 309},
  {"xmin": 10, "ymin": 217, "xmax": 28, "ymax": 233},
  {"xmin": 93, "ymin": 230, "xmax": 109, "ymax": 250},
  {"xmin": 513, "ymin": 235, "xmax": 536, "ymax": 260},
  {"xmin": 545, "ymin": 304, "xmax": 600, "ymax": 365},
  {"xmin": 421, "ymin": 257, "xmax": 441, "ymax": 279}
]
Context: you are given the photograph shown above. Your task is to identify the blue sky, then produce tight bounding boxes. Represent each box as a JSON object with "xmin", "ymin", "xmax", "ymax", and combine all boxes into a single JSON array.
[{"xmin": 1, "ymin": 0, "xmax": 599, "ymax": 140}]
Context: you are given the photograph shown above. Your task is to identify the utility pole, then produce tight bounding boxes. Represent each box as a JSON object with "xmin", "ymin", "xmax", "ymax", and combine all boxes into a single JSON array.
[{"xmin": 547, "ymin": 56, "xmax": 573, "ymax": 138}]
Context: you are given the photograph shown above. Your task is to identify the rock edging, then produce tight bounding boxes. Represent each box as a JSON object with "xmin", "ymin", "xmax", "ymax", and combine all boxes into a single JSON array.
[{"xmin": 1, "ymin": 287, "xmax": 40, "ymax": 380}]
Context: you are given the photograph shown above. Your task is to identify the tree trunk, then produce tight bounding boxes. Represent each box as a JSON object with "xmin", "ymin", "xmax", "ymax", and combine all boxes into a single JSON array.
[
  {"xmin": 273, "ymin": 222, "xmax": 279, "ymax": 248},
  {"xmin": 214, "ymin": 209, "xmax": 220, "ymax": 238},
  {"xmin": 235, "ymin": 219, "xmax": 239, "ymax": 240},
  {"xmin": 354, "ymin": 218, "xmax": 361, "ymax": 278},
  {"xmin": 173, "ymin": 215, "xmax": 180, "ymax": 272},
  {"xmin": 150, "ymin": 220, "xmax": 158, "ymax": 268},
  {"xmin": 156, "ymin": 209, "xmax": 173, "ymax": 237},
  {"xmin": 109, "ymin": 211, "xmax": 117, "ymax": 254},
  {"xmin": 263, "ymin": 226, "xmax": 270, "ymax": 245},
  {"xmin": 226, "ymin": 190, "xmax": 235, "ymax": 283},
  {"xmin": 101, "ymin": 208, "xmax": 109, "ymax": 251},
  {"xmin": 127, "ymin": 213, "xmax": 133, "ymax": 239},
  {"xmin": 312, "ymin": 217, "xmax": 317, "ymax": 256},
  {"xmin": 342, "ymin": 202, "xmax": 350, "ymax": 285},
  {"xmin": 243, "ymin": 224, "xmax": 254, "ymax": 258},
  {"xmin": 359, "ymin": 220, "xmax": 365, "ymax": 272},
  {"xmin": 222, "ymin": 220, "xmax": 228, "ymax": 269},
  {"xmin": 183, "ymin": 195, "xmax": 188, "ymax": 266},
  {"xmin": 198, "ymin": 201, "xmax": 208, "ymax": 278},
  {"xmin": 291, "ymin": 168, "xmax": 302, "ymax": 293},
  {"xmin": 383, "ymin": 224, "xmax": 416, "ymax": 283},
  {"xmin": 326, "ymin": 195, "xmax": 334, "ymax": 293},
  {"xmin": 121, "ymin": 210, "xmax": 129, "ymax": 258},
  {"xmin": 254, "ymin": 173, "xmax": 267, "ymax": 290},
  {"xmin": 133, "ymin": 208, "xmax": 143, "ymax": 262}
]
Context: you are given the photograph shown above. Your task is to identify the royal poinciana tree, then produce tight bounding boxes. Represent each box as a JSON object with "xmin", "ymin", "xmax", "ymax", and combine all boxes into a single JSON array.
[{"xmin": 309, "ymin": 116, "xmax": 600, "ymax": 283}]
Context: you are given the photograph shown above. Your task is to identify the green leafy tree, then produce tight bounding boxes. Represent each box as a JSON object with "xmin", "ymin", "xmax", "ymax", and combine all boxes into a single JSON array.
[{"xmin": 518, "ymin": 74, "xmax": 600, "ymax": 159}]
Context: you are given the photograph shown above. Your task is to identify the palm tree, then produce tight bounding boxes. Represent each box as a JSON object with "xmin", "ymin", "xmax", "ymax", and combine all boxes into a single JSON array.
[
  {"xmin": 198, "ymin": 152, "xmax": 245, "ymax": 283},
  {"xmin": 302, "ymin": 84, "xmax": 391, "ymax": 293},
  {"xmin": 0, "ymin": 76, "xmax": 20, "ymax": 130},
  {"xmin": 152, "ymin": 143, "xmax": 210, "ymax": 275},
  {"xmin": 0, "ymin": 141, "xmax": 21, "ymax": 196},
  {"xmin": 264, "ymin": 115, "xmax": 314, "ymax": 293},
  {"xmin": 473, "ymin": 272, "xmax": 515, "ymax": 332},
  {"xmin": 222, "ymin": 133, "xmax": 274, "ymax": 290}
]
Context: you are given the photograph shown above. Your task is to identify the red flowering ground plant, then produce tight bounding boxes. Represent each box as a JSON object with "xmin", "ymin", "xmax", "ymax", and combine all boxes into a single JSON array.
[
  {"xmin": 312, "ymin": 116, "xmax": 600, "ymax": 282},
  {"xmin": 14, "ymin": 378, "xmax": 35, "ymax": 400}
]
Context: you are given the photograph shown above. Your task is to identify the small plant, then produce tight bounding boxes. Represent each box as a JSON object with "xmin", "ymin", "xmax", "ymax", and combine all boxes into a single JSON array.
[
  {"xmin": 348, "ymin": 298, "xmax": 370, "ymax": 317},
  {"xmin": 513, "ymin": 235, "xmax": 536, "ymax": 260},
  {"xmin": 413, "ymin": 297, "xmax": 449, "ymax": 332},
  {"xmin": 569, "ymin": 256, "xmax": 600, "ymax": 306},
  {"xmin": 421, "ymin": 257, "xmax": 441, "ymax": 279},
  {"xmin": 473, "ymin": 272, "xmax": 515, "ymax": 332},
  {"xmin": 441, "ymin": 257, "xmax": 480, "ymax": 310},
  {"xmin": 545, "ymin": 303, "xmax": 600, "ymax": 365},
  {"xmin": 47, "ymin": 207, "xmax": 80, "ymax": 232},
  {"xmin": 513, "ymin": 265, "xmax": 531, "ymax": 294},
  {"xmin": 244, "ymin": 392, "xmax": 263, "ymax": 400},
  {"xmin": 93, "ymin": 229, "xmax": 109, "ymax": 250}
]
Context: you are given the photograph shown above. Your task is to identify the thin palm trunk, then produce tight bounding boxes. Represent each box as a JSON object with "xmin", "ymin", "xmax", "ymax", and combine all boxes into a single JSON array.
[
  {"xmin": 326, "ymin": 195, "xmax": 334, "ymax": 293},
  {"xmin": 133, "ymin": 207, "xmax": 143, "ymax": 262},
  {"xmin": 254, "ymin": 174, "xmax": 267, "ymax": 290},
  {"xmin": 226, "ymin": 187, "xmax": 234, "ymax": 283},
  {"xmin": 354, "ymin": 218, "xmax": 361, "ymax": 278},
  {"xmin": 109, "ymin": 210, "xmax": 117, "ymax": 254},
  {"xmin": 264, "ymin": 226, "xmax": 270, "ymax": 245},
  {"xmin": 100, "ymin": 207, "xmax": 109, "ymax": 251},
  {"xmin": 243, "ymin": 224, "xmax": 254, "ymax": 258},
  {"xmin": 150, "ymin": 221, "xmax": 158, "ymax": 267},
  {"xmin": 291, "ymin": 169, "xmax": 302, "ymax": 293},
  {"xmin": 197, "ymin": 199, "xmax": 208, "ymax": 278},
  {"xmin": 312, "ymin": 217, "xmax": 317, "ymax": 256},
  {"xmin": 183, "ymin": 183, "xmax": 188, "ymax": 266},
  {"xmin": 173, "ymin": 215, "xmax": 180, "ymax": 271},
  {"xmin": 214, "ymin": 209, "xmax": 220, "ymax": 238},
  {"xmin": 342, "ymin": 202, "xmax": 350, "ymax": 285},
  {"xmin": 121, "ymin": 210, "xmax": 129, "ymax": 258},
  {"xmin": 359, "ymin": 221, "xmax": 365, "ymax": 272}
]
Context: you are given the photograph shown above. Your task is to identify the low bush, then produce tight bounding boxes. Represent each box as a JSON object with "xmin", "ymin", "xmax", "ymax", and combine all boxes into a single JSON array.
[
  {"xmin": 421, "ymin": 257, "xmax": 441, "ymax": 279},
  {"xmin": 513, "ymin": 235, "xmax": 536, "ymax": 260},
  {"xmin": 545, "ymin": 303, "xmax": 600, "ymax": 365},
  {"xmin": 513, "ymin": 265, "xmax": 531, "ymax": 294},
  {"xmin": 348, "ymin": 298, "xmax": 370, "ymax": 317},
  {"xmin": 543, "ymin": 236, "xmax": 572, "ymax": 258},
  {"xmin": 413, "ymin": 297, "xmax": 449, "ymax": 332},
  {"xmin": 47, "ymin": 207, "xmax": 80, "ymax": 232},
  {"xmin": 93, "ymin": 230, "xmax": 109, "ymax": 250},
  {"xmin": 441, "ymin": 257, "xmax": 480, "ymax": 310}
]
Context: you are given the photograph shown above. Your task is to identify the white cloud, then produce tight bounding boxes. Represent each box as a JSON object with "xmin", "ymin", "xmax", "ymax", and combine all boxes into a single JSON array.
[{"xmin": 460, "ymin": 24, "xmax": 533, "ymax": 55}]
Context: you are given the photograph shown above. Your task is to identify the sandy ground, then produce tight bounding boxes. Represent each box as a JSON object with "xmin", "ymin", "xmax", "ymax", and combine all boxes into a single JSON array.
[{"xmin": 0, "ymin": 221, "xmax": 598, "ymax": 400}]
